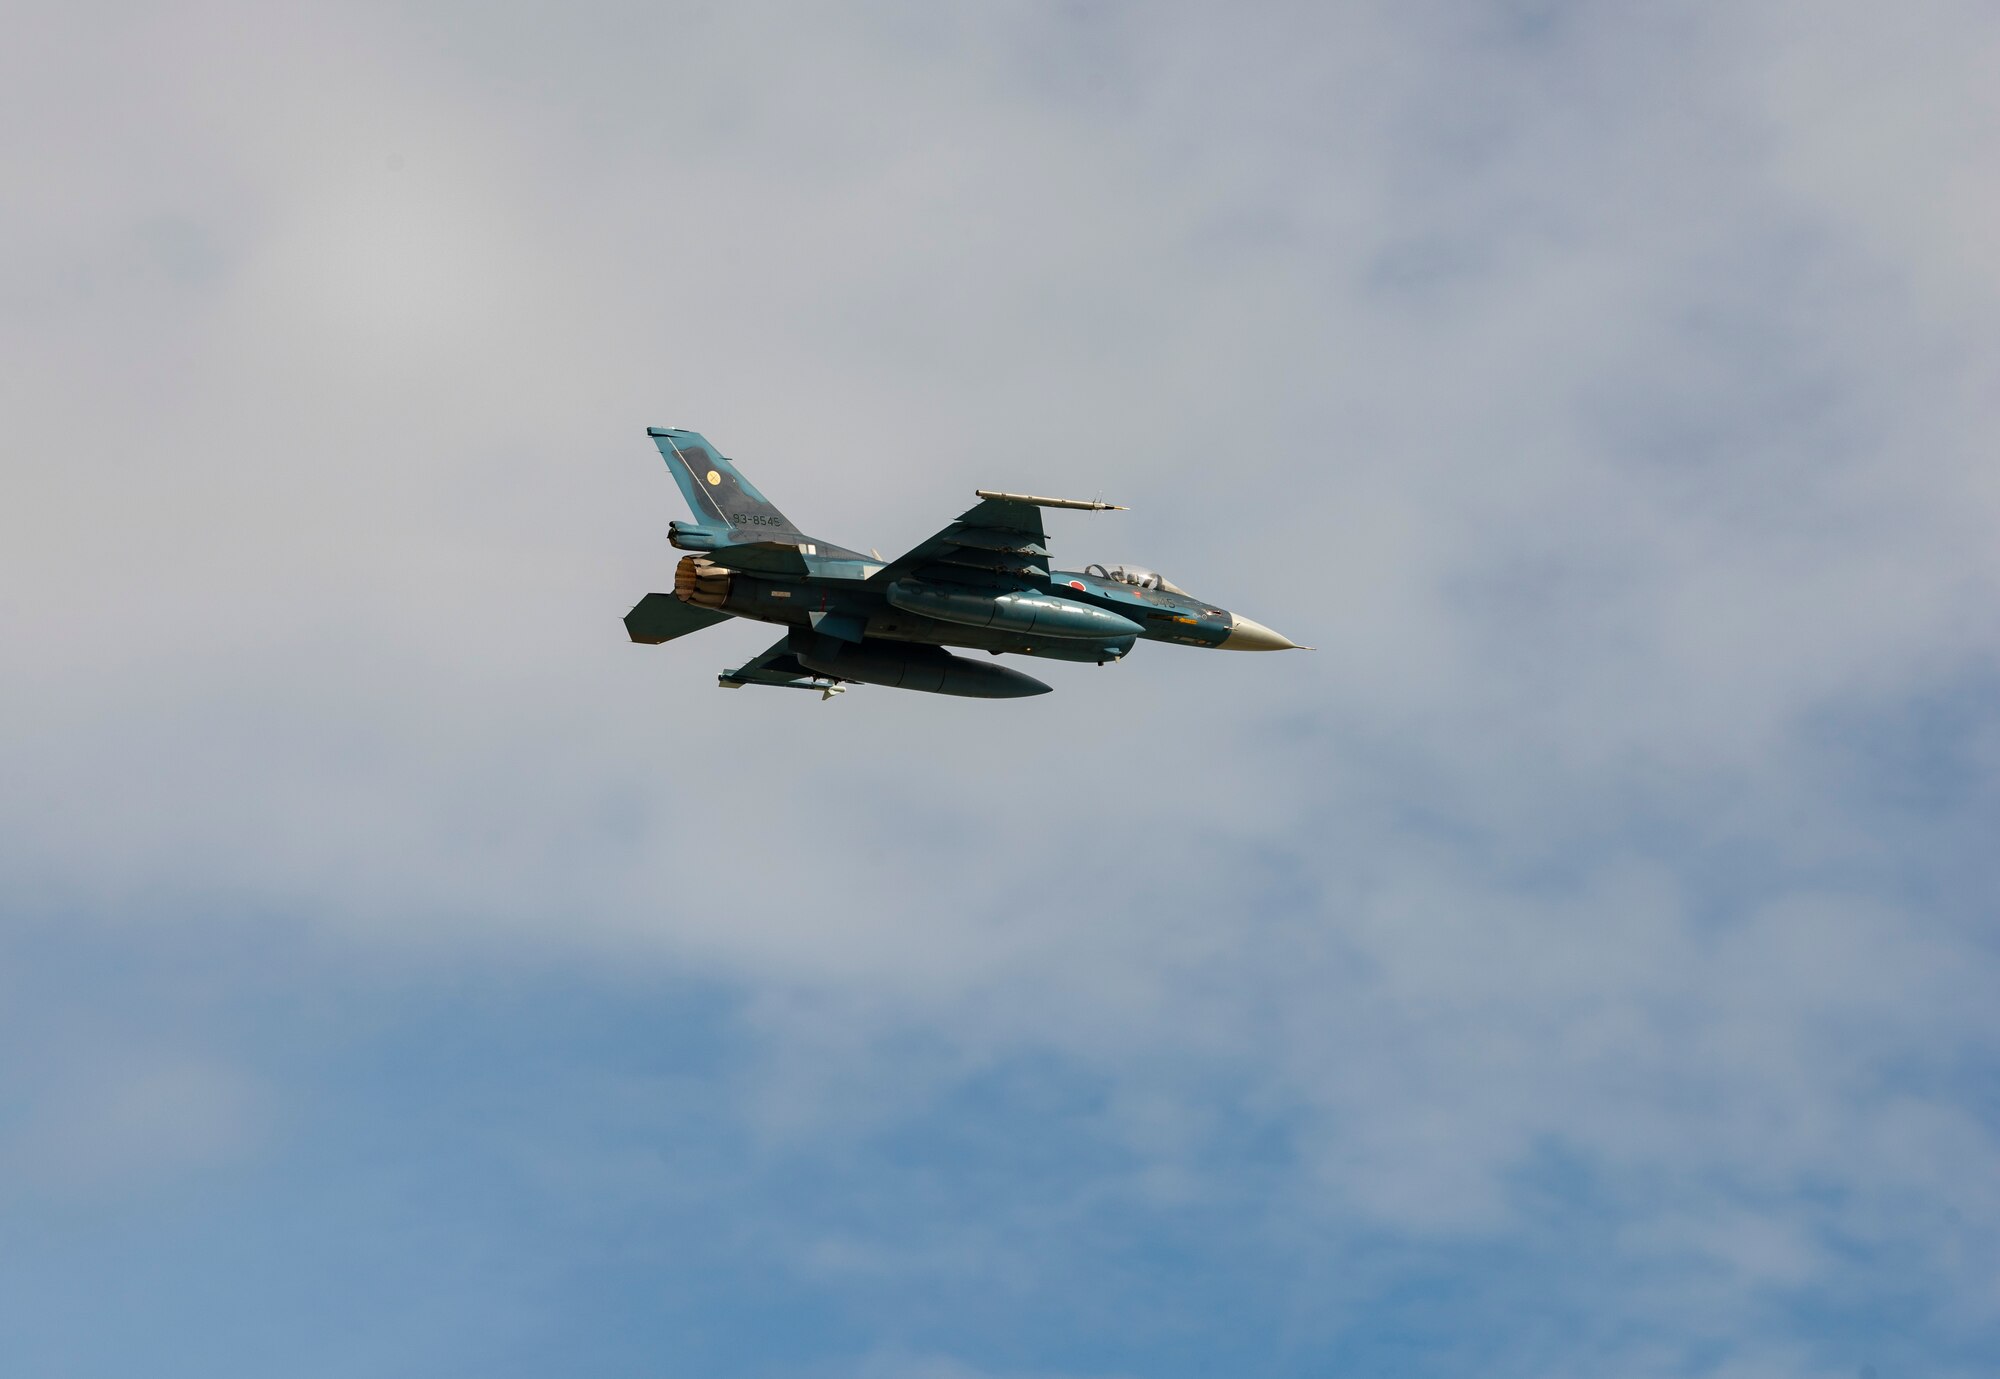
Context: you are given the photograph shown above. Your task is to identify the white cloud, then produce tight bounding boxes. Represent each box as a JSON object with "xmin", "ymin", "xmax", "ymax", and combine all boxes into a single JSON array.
[{"xmin": 4, "ymin": 0, "xmax": 1999, "ymax": 1369}]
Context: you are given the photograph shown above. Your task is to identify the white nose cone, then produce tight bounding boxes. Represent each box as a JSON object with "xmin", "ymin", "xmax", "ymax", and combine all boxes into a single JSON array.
[{"xmin": 1220, "ymin": 614, "xmax": 1307, "ymax": 651}]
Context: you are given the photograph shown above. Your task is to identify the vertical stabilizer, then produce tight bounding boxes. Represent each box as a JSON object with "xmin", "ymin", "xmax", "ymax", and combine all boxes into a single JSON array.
[{"xmin": 647, "ymin": 428, "xmax": 799, "ymax": 536}]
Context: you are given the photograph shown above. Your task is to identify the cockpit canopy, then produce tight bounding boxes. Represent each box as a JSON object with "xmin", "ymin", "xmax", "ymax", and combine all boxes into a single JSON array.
[{"xmin": 1086, "ymin": 563, "xmax": 1190, "ymax": 596}]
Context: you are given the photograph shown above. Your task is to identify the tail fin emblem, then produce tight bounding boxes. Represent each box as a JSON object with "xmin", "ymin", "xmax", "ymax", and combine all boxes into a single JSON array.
[{"xmin": 706, "ymin": 469, "xmax": 722, "ymax": 485}]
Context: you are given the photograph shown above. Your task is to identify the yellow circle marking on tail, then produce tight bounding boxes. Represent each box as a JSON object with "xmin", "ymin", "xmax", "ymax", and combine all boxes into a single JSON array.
[{"xmin": 706, "ymin": 469, "xmax": 722, "ymax": 485}]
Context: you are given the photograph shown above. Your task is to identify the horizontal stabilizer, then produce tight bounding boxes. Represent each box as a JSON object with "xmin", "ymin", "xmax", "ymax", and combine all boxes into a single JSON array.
[{"xmin": 624, "ymin": 593, "xmax": 729, "ymax": 645}]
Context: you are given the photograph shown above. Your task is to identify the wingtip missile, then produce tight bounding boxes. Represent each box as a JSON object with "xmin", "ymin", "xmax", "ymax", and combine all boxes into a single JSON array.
[{"xmin": 974, "ymin": 489, "xmax": 1127, "ymax": 511}]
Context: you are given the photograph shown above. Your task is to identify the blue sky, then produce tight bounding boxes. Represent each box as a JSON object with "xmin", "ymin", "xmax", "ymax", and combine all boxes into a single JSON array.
[{"xmin": 4, "ymin": 3, "xmax": 1999, "ymax": 1376}]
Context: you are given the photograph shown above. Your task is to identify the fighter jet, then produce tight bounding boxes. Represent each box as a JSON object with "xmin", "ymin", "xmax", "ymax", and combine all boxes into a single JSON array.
[{"xmin": 623, "ymin": 427, "xmax": 1308, "ymax": 699}]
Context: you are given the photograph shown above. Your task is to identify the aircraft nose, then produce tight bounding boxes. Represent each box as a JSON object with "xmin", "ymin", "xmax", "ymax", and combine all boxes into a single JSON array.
[{"xmin": 1219, "ymin": 613, "xmax": 1309, "ymax": 651}]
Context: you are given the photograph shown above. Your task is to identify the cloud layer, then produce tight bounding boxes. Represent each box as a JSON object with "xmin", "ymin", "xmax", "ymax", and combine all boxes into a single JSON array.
[{"xmin": 5, "ymin": 3, "xmax": 1999, "ymax": 1375}]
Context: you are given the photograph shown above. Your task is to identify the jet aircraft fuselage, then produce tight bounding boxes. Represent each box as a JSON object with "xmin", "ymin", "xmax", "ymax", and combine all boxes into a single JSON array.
[{"xmin": 624, "ymin": 427, "xmax": 1305, "ymax": 698}]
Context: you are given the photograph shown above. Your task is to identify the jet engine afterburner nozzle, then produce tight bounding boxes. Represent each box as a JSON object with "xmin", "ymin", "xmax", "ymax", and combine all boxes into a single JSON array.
[{"xmin": 673, "ymin": 554, "xmax": 733, "ymax": 609}]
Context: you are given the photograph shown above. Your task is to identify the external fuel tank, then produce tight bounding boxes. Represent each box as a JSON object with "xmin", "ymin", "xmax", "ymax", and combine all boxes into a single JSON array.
[{"xmin": 885, "ymin": 582, "xmax": 1143, "ymax": 641}]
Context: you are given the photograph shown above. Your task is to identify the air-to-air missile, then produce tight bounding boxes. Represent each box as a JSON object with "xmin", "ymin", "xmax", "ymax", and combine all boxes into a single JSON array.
[{"xmin": 623, "ymin": 428, "xmax": 1308, "ymax": 699}]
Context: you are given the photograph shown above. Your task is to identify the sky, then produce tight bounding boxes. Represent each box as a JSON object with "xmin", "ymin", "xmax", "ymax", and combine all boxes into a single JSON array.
[{"xmin": 4, "ymin": 2, "xmax": 1999, "ymax": 1375}]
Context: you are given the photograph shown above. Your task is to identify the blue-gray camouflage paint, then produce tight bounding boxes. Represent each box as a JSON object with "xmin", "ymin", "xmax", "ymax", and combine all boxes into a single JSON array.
[{"xmin": 627, "ymin": 428, "xmax": 1297, "ymax": 697}]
